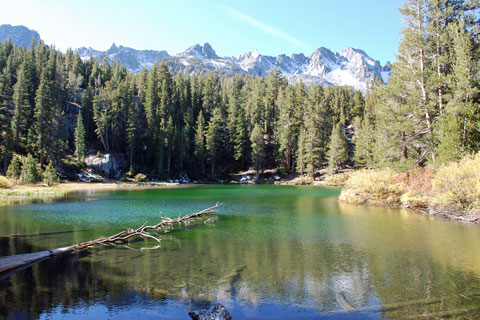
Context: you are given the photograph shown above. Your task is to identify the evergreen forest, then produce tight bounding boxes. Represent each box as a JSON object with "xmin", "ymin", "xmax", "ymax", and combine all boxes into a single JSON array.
[{"xmin": 0, "ymin": 0, "xmax": 478, "ymax": 183}]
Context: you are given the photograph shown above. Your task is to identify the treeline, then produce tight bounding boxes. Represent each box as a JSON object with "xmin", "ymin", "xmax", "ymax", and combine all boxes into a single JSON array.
[
  {"xmin": 0, "ymin": 37, "xmax": 368, "ymax": 180},
  {"xmin": 0, "ymin": 0, "xmax": 478, "ymax": 183}
]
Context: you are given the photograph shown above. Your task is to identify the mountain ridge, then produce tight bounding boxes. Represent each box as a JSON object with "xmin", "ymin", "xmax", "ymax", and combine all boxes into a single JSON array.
[{"xmin": 0, "ymin": 24, "xmax": 391, "ymax": 91}]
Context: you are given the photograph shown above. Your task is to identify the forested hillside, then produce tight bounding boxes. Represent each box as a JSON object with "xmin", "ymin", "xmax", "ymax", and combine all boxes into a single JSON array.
[
  {"xmin": 0, "ymin": 38, "xmax": 370, "ymax": 181},
  {"xmin": 0, "ymin": 0, "xmax": 478, "ymax": 184}
]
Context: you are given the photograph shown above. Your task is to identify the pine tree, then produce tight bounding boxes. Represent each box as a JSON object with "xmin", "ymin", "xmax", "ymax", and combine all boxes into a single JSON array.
[
  {"xmin": 354, "ymin": 115, "xmax": 376, "ymax": 168},
  {"xmin": 21, "ymin": 154, "xmax": 40, "ymax": 184},
  {"xmin": 81, "ymin": 87, "xmax": 95, "ymax": 142},
  {"xmin": 234, "ymin": 110, "xmax": 249, "ymax": 165},
  {"xmin": 436, "ymin": 21, "xmax": 480, "ymax": 162},
  {"xmin": 374, "ymin": 0, "xmax": 436, "ymax": 167},
  {"xmin": 6, "ymin": 156, "xmax": 21, "ymax": 182},
  {"xmin": 205, "ymin": 108, "xmax": 224, "ymax": 178},
  {"xmin": 93, "ymin": 86, "xmax": 111, "ymax": 152},
  {"xmin": 165, "ymin": 116, "xmax": 175, "ymax": 176},
  {"xmin": 194, "ymin": 110, "xmax": 206, "ymax": 177},
  {"xmin": 0, "ymin": 66, "xmax": 13, "ymax": 171},
  {"xmin": 276, "ymin": 86, "xmax": 296, "ymax": 172},
  {"xmin": 296, "ymin": 126, "xmax": 306, "ymax": 175},
  {"xmin": 12, "ymin": 51, "xmax": 37, "ymax": 150},
  {"xmin": 351, "ymin": 91, "xmax": 365, "ymax": 120},
  {"xmin": 144, "ymin": 63, "xmax": 160, "ymax": 168},
  {"xmin": 42, "ymin": 162, "xmax": 59, "ymax": 186},
  {"xmin": 74, "ymin": 111, "xmax": 86, "ymax": 163},
  {"xmin": 227, "ymin": 83, "xmax": 249, "ymax": 167},
  {"xmin": 304, "ymin": 85, "xmax": 329, "ymax": 178},
  {"xmin": 125, "ymin": 77, "xmax": 139, "ymax": 171},
  {"xmin": 250, "ymin": 123, "xmax": 264, "ymax": 183},
  {"xmin": 33, "ymin": 59, "xmax": 56, "ymax": 165},
  {"xmin": 327, "ymin": 123, "xmax": 349, "ymax": 174}
]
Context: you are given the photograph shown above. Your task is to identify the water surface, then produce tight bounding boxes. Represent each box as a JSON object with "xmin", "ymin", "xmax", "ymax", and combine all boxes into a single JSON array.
[{"xmin": 1, "ymin": 185, "xmax": 480, "ymax": 319}]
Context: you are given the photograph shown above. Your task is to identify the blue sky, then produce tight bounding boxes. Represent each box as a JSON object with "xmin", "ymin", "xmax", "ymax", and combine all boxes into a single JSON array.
[{"xmin": 0, "ymin": 0, "xmax": 404, "ymax": 64}]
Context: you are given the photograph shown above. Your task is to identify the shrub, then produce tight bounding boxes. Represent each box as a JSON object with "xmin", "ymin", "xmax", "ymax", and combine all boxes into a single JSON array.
[
  {"xmin": 323, "ymin": 171, "xmax": 352, "ymax": 186},
  {"xmin": 431, "ymin": 153, "xmax": 480, "ymax": 212},
  {"xmin": 398, "ymin": 166, "xmax": 435, "ymax": 208},
  {"xmin": 339, "ymin": 169, "xmax": 405, "ymax": 205},
  {"xmin": 0, "ymin": 175, "xmax": 9, "ymax": 189},
  {"xmin": 43, "ymin": 162, "xmax": 59, "ymax": 186},
  {"xmin": 285, "ymin": 175, "xmax": 313, "ymax": 185}
]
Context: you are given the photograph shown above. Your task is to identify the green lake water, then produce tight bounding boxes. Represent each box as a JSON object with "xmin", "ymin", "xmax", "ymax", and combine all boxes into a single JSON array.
[{"xmin": 1, "ymin": 185, "xmax": 480, "ymax": 319}]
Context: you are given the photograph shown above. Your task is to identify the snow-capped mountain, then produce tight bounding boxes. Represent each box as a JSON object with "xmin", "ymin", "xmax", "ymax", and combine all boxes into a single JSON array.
[
  {"xmin": 0, "ymin": 24, "xmax": 391, "ymax": 91},
  {"xmin": 78, "ymin": 42, "xmax": 390, "ymax": 91},
  {"xmin": 76, "ymin": 43, "xmax": 170, "ymax": 73}
]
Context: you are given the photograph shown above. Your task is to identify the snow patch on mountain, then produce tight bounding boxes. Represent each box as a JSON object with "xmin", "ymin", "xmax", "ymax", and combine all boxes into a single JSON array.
[
  {"xmin": 0, "ymin": 24, "xmax": 391, "ymax": 92},
  {"xmin": 77, "ymin": 42, "xmax": 390, "ymax": 91}
]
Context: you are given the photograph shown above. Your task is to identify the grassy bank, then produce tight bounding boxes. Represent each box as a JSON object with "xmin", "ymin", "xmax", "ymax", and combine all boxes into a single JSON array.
[{"xmin": 339, "ymin": 153, "xmax": 480, "ymax": 223}]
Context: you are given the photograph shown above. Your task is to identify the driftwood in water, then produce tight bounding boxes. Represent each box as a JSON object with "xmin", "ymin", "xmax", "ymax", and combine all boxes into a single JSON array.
[
  {"xmin": 70, "ymin": 202, "xmax": 222, "ymax": 250},
  {"xmin": 189, "ymin": 304, "xmax": 232, "ymax": 320},
  {"xmin": 0, "ymin": 203, "xmax": 222, "ymax": 276}
]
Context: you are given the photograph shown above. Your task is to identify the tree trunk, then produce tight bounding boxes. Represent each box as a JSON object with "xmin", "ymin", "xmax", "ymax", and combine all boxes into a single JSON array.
[{"xmin": 402, "ymin": 132, "xmax": 408, "ymax": 160}]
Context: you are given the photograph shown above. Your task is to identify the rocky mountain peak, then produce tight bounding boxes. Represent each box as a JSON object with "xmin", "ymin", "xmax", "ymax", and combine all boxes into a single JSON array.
[
  {"xmin": 0, "ymin": 24, "xmax": 40, "ymax": 48},
  {"xmin": 107, "ymin": 43, "xmax": 118, "ymax": 53},
  {"xmin": 341, "ymin": 47, "xmax": 378, "ymax": 67},
  {"xmin": 179, "ymin": 42, "xmax": 219, "ymax": 59},
  {"xmin": 202, "ymin": 42, "xmax": 218, "ymax": 59},
  {"xmin": 0, "ymin": 24, "xmax": 390, "ymax": 92}
]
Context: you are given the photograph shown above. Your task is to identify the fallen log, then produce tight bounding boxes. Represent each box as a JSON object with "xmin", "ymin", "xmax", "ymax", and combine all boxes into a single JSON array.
[{"xmin": 0, "ymin": 203, "xmax": 222, "ymax": 277}]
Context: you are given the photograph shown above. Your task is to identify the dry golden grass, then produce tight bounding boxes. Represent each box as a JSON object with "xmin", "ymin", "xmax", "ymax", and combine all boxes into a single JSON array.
[
  {"xmin": 0, "ymin": 175, "xmax": 10, "ymax": 189},
  {"xmin": 339, "ymin": 152, "xmax": 480, "ymax": 217},
  {"xmin": 339, "ymin": 169, "xmax": 405, "ymax": 205},
  {"xmin": 431, "ymin": 153, "xmax": 480, "ymax": 212},
  {"xmin": 322, "ymin": 171, "xmax": 353, "ymax": 186}
]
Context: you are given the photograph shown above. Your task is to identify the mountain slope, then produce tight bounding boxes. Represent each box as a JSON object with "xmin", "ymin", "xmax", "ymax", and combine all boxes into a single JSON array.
[
  {"xmin": 0, "ymin": 24, "xmax": 391, "ymax": 91},
  {"xmin": 79, "ymin": 42, "xmax": 391, "ymax": 91},
  {"xmin": 0, "ymin": 24, "xmax": 40, "ymax": 48}
]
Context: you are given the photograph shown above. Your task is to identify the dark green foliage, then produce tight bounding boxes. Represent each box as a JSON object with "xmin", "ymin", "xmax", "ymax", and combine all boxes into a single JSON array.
[
  {"xmin": 21, "ymin": 154, "xmax": 40, "ymax": 184},
  {"xmin": 372, "ymin": 0, "xmax": 480, "ymax": 169},
  {"xmin": 250, "ymin": 123, "xmax": 264, "ymax": 182},
  {"xmin": 6, "ymin": 156, "xmax": 21, "ymax": 181},
  {"xmin": 12, "ymin": 50, "xmax": 37, "ymax": 150},
  {"xmin": 353, "ymin": 115, "xmax": 375, "ymax": 168},
  {"xmin": 194, "ymin": 110, "xmax": 206, "ymax": 177},
  {"xmin": 33, "ymin": 55, "xmax": 57, "ymax": 165},
  {"xmin": 4, "ymin": 4, "xmax": 476, "ymax": 181},
  {"xmin": 327, "ymin": 123, "xmax": 349, "ymax": 174},
  {"xmin": 0, "ymin": 38, "xmax": 371, "ymax": 180},
  {"xmin": 74, "ymin": 111, "xmax": 86, "ymax": 162},
  {"xmin": 42, "ymin": 162, "xmax": 59, "ymax": 186},
  {"xmin": 205, "ymin": 107, "xmax": 225, "ymax": 177}
]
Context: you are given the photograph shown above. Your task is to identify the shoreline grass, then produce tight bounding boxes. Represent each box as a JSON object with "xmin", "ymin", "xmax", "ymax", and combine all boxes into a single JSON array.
[{"xmin": 339, "ymin": 153, "xmax": 480, "ymax": 223}]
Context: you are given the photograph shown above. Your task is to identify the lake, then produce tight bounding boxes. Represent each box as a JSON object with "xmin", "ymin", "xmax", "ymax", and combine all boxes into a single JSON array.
[{"xmin": 1, "ymin": 185, "xmax": 480, "ymax": 319}]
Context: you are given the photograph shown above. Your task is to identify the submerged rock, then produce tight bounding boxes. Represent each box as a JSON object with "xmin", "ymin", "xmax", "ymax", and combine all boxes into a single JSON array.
[{"xmin": 188, "ymin": 304, "xmax": 232, "ymax": 320}]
